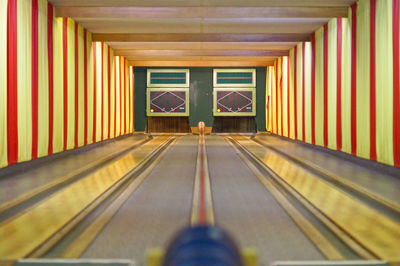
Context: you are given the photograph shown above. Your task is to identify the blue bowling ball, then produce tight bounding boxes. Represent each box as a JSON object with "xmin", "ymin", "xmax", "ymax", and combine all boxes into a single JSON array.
[{"xmin": 163, "ymin": 225, "xmax": 243, "ymax": 266}]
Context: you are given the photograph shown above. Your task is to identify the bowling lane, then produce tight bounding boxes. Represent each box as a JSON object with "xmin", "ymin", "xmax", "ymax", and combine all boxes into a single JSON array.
[
  {"xmin": 82, "ymin": 136, "xmax": 198, "ymax": 264},
  {"xmin": 205, "ymin": 135, "xmax": 324, "ymax": 265},
  {"xmin": 0, "ymin": 134, "xmax": 147, "ymax": 205},
  {"xmin": 255, "ymin": 134, "xmax": 400, "ymax": 205}
]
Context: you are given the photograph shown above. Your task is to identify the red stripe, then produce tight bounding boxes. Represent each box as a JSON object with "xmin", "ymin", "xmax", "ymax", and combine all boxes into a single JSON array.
[
  {"xmin": 7, "ymin": 0, "xmax": 18, "ymax": 165},
  {"xmin": 74, "ymin": 22, "xmax": 79, "ymax": 148},
  {"xmin": 337, "ymin": 18, "xmax": 343, "ymax": 151},
  {"xmin": 114, "ymin": 57, "xmax": 117, "ymax": 136},
  {"xmin": 393, "ymin": 0, "xmax": 400, "ymax": 167},
  {"xmin": 311, "ymin": 32, "xmax": 316, "ymax": 145},
  {"xmin": 101, "ymin": 42, "xmax": 104, "ymax": 141},
  {"xmin": 323, "ymin": 24, "xmax": 329, "ymax": 147},
  {"xmin": 93, "ymin": 42, "xmax": 97, "ymax": 143},
  {"xmin": 132, "ymin": 67, "xmax": 135, "ymax": 132},
  {"xmin": 120, "ymin": 57, "xmax": 122, "ymax": 135},
  {"xmin": 62, "ymin": 18, "xmax": 68, "ymax": 151},
  {"xmin": 32, "ymin": 0, "xmax": 39, "ymax": 159},
  {"xmin": 302, "ymin": 43, "xmax": 306, "ymax": 142},
  {"xmin": 48, "ymin": 3, "xmax": 54, "ymax": 155},
  {"xmin": 370, "ymin": 0, "xmax": 377, "ymax": 161},
  {"xmin": 351, "ymin": 3, "xmax": 358, "ymax": 156},
  {"xmin": 275, "ymin": 60, "xmax": 278, "ymax": 133},
  {"xmin": 294, "ymin": 46, "xmax": 298, "ymax": 140},
  {"xmin": 108, "ymin": 47, "xmax": 111, "ymax": 139},
  {"xmin": 124, "ymin": 59, "xmax": 127, "ymax": 135},
  {"xmin": 83, "ymin": 29, "xmax": 88, "ymax": 146},
  {"xmin": 280, "ymin": 57, "xmax": 283, "ymax": 136},
  {"xmin": 287, "ymin": 57, "xmax": 290, "ymax": 138}
]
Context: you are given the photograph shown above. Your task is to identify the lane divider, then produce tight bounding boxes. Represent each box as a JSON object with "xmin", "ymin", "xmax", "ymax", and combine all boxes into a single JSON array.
[{"xmin": 190, "ymin": 122, "xmax": 215, "ymax": 226}]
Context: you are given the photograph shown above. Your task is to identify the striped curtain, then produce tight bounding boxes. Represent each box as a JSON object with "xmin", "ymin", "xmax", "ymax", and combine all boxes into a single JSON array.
[
  {"xmin": 0, "ymin": 0, "xmax": 134, "ymax": 169},
  {"xmin": 267, "ymin": 0, "xmax": 400, "ymax": 168}
]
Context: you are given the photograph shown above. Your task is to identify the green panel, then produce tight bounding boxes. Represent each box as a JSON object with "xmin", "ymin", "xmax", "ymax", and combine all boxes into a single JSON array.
[
  {"xmin": 189, "ymin": 68, "xmax": 214, "ymax": 127},
  {"xmin": 150, "ymin": 79, "xmax": 187, "ymax": 84},
  {"xmin": 151, "ymin": 72, "xmax": 186, "ymax": 78},
  {"xmin": 217, "ymin": 72, "xmax": 253, "ymax": 78},
  {"xmin": 150, "ymin": 72, "xmax": 187, "ymax": 85},
  {"xmin": 255, "ymin": 67, "xmax": 266, "ymax": 131},
  {"xmin": 134, "ymin": 67, "xmax": 147, "ymax": 131},
  {"xmin": 217, "ymin": 79, "xmax": 253, "ymax": 84}
]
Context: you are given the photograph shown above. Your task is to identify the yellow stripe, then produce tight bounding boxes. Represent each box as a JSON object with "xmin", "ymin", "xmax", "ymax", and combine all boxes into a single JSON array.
[
  {"xmin": 110, "ymin": 50, "xmax": 115, "ymax": 138},
  {"xmin": 121, "ymin": 57, "xmax": 125, "ymax": 135},
  {"xmin": 115, "ymin": 56, "xmax": 120, "ymax": 137},
  {"xmin": 376, "ymin": 0, "xmax": 394, "ymax": 165},
  {"xmin": 37, "ymin": 0, "xmax": 49, "ymax": 157},
  {"xmin": 304, "ymin": 42, "xmax": 312, "ymax": 144},
  {"xmin": 314, "ymin": 26, "xmax": 324, "ymax": 147},
  {"xmin": 277, "ymin": 58, "xmax": 281, "ymax": 135},
  {"xmin": 103, "ymin": 43, "xmax": 109, "ymax": 139},
  {"xmin": 77, "ymin": 24, "xmax": 85, "ymax": 147},
  {"xmin": 0, "ymin": 0, "xmax": 8, "ymax": 167},
  {"xmin": 327, "ymin": 18, "xmax": 338, "ymax": 150},
  {"xmin": 289, "ymin": 48, "xmax": 295, "ymax": 139},
  {"xmin": 296, "ymin": 43, "xmax": 303, "ymax": 141},
  {"xmin": 342, "ymin": 15, "xmax": 352, "ymax": 154},
  {"xmin": 53, "ymin": 16, "xmax": 64, "ymax": 153},
  {"xmin": 86, "ymin": 32, "xmax": 94, "ymax": 144},
  {"xmin": 126, "ymin": 58, "xmax": 130, "ymax": 134},
  {"xmin": 282, "ymin": 57, "xmax": 288, "ymax": 137},
  {"xmin": 95, "ymin": 42, "xmax": 102, "ymax": 142},
  {"xmin": 17, "ymin": 0, "xmax": 33, "ymax": 162},
  {"xmin": 356, "ymin": 0, "xmax": 371, "ymax": 159},
  {"xmin": 67, "ymin": 18, "xmax": 75, "ymax": 150}
]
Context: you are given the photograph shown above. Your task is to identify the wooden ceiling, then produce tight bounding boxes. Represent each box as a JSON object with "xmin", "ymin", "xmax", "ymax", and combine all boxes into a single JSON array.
[{"xmin": 49, "ymin": 0, "xmax": 355, "ymax": 67}]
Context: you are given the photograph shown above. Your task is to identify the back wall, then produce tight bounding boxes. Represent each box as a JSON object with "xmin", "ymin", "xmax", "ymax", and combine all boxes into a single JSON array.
[{"xmin": 134, "ymin": 67, "xmax": 266, "ymax": 132}]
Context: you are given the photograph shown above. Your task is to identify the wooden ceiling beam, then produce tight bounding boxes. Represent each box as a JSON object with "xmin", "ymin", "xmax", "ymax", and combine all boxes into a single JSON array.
[
  {"xmin": 128, "ymin": 60, "xmax": 274, "ymax": 67},
  {"xmin": 48, "ymin": 0, "xmax": 355, "ymax": 7},
  {"xmin": 106, "ymin": 42, "xmax": 298, "ymax": 50},
  {"xmin": 55, "ymin": 6, "xmax": 348, "ymax": 18},
  {"xmin": 93, "ymin": 33, "xmax": 310, "ymax": 42},
  {"xmin": 114, "ymin": 49, "xmax": 289, "ymax": 57}
]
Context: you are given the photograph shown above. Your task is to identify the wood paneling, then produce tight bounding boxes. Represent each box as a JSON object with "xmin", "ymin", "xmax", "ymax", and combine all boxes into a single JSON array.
[
  {"xmin": 56, "ymin": 7, "xmax": 348, "ymax": 18},
  {"xmin": 93, "ymin": 33, "xmax": 311, "ymax": 42},
  {"xmin": 114, "ymin": 50, "xmax": 288, "ymax": 57},
  {"xmin": 212, "ymin": 117, "xmax": 257, "ymax": 133},
  {"xmin": 129, "ymin": 61, "xmax": 274, "ymax": 67},
  {"xmin": 48, "ymin": 0, "xmax": 355, "ymax": 7},
  {"xmin": 107, "ymin": 42, "xmax": 299, "ymax": 50},
  {"xmin": 147, "ymin": 117, "xmax": 191, "ymax": 133},
  {"xmin": 75, "ymin": 18, "xmax": 328, "ymax": 34}
]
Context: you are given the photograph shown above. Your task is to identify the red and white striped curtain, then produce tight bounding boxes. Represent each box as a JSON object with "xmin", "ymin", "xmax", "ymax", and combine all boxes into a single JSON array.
[
  {"xmin": 267, "ymin": 0, "xmax": 400, "ymax": 168},
  {"xmin": 0, "ymin": 0, "xmax": 134, "ymax": 169}
]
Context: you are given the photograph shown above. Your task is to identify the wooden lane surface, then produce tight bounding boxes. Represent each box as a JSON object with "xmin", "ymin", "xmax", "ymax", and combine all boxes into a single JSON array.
[
  {"xmin": 0, "ymin": 136, "xmax": 150, "ymax": 216},
  {"xmin": 232, "ymin": 136, "xmax": 400, "ymax": 261},
  {"xmin": 0, "ymin": 136, "xmax": 171, "ymax": 259}
]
